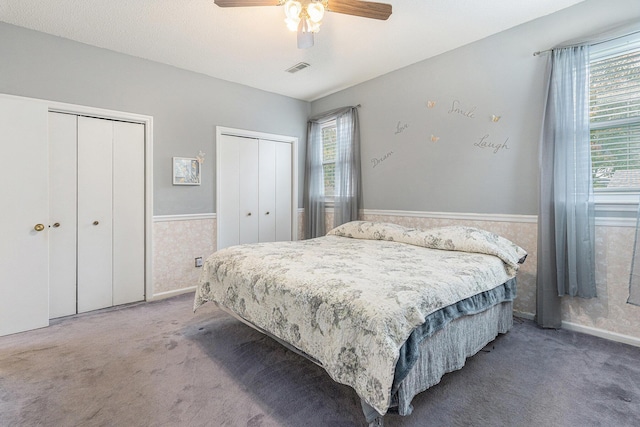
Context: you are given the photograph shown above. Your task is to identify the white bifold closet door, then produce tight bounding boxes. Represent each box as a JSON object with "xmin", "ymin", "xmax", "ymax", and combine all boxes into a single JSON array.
[
  {"xmin": 48, "ymin": 113, "xmax": 145, "ymax": 318},
  {"xmin": 258, "ymin": 140, "xmax": 276, "ymax": 243},
  {"xmin": 218, "ymin": 134, "xmax": 292, "ymax": 251},
  {"xmin": 112, "ymin": 121, "xmax": 145, "ymax": 307},
  {"xmin": 77, "ymin": 116, "xmax": 114, "ymax": 313},
  {"xmin": 273, "ymin": 141, "xmax": 292, "ymax": 242},
  {"xmin": 48, "ymin": 112, "xmax": 78, "ymax": 318},
  {"xmin": 238, "ymin": 137, "xmax": 260, "ymax": 245},
  {"xmin": 0, "ymin": 97, "xmax": 50, "ymax": 336},
  {"xmin": 259, "ymin": 140, "xmax": 292, "ymax": 243}
]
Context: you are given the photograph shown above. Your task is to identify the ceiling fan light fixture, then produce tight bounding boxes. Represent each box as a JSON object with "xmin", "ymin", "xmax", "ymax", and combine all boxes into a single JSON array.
[
  {"xmin": 311, "ymin": 21, "xmax": 321, "ymax": 32},
  {"xmin": 284, "ymin": 0, "xmax": 324, "ymax": 37},
  {"xmin": 297, "ymin": 16, "xmax": 310, "ymax": 33},
  {"xmin": 283, "ymin": 0, "xmax": 302, "ymax": 20},
  {"xmin": 285, "ymin": 17, "xmax": 299, "ymax": 31},
  {"xmin": 306, "ymin": 2, "xmax": 325, "ymax": 23},
  {"xmin": 214, "ymin": 0, "xmax": 392, "ymax": 49},
  {"xmin": 297, "ymin": 28, "xmax": 314, "ymax": 49}
]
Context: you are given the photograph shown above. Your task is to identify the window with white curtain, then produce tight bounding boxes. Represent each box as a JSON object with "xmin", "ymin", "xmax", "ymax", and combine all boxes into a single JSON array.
[
  {"xmin": 304, "ymin": 106, "xmax": 361, "ymax": 239},
  {"xmin": 321, "ymin": 120, "xmax": 337, "ymax": 199},
  {"xmin": 590, "ymin": 33, "xmax": 640, "ymax": 204}
]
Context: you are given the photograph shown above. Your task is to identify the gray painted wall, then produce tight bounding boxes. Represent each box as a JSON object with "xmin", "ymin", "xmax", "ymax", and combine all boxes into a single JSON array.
[
  {"xmin": 2, "ymin": 0, "xmax": 638, "ymax": 217},
  {"xmin": 0, "ymin": 22, "xmax": 309, "ymax": 215},
  {"xmin": 310, "ymin": 0, "xmax": 640, "ymax": 216}
]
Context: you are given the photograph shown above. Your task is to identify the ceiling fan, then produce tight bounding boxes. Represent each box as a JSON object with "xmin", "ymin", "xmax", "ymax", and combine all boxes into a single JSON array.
[{"xmin": 214, "ymin": 0, "xmax": 392, "ymax": 49}]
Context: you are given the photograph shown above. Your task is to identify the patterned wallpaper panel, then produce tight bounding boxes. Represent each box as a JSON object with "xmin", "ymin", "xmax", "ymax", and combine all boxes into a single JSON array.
[
  {"xmin": 152, "ymin": 218, "xmax": 215, "ymax": 295},
  {"xmin": 562, "ymin": 226, "xmax": 638, "ymax": 338}
]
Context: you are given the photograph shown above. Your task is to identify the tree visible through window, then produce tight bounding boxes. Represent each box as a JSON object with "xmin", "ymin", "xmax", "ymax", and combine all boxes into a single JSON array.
[
  {"xmin": 590, "ymin": 35, "xmax": 640, "ymax": 191},
  {"xmin": 321, "ymin": 120, "xmax": 337, "ymax": 198}
]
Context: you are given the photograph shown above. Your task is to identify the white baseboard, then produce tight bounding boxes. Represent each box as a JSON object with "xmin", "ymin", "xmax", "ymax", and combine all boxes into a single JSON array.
[
  {"xmin": 153, "ymin": 213, "xmax": 216, "ymax": 222},
  {"xmin": 513, "ymin": 311, "xmax": 535, "ymax": 320},
  {"xmin": 514, "ymin": 311, "xmax": 640, "ymax": 348},
  {"xmin": 150, "ymin": 286, "xmax": 196, "ymax": 300},
  {"xmin": 562, "ymin": 321, "xmax": 640, "ymax": 348}
]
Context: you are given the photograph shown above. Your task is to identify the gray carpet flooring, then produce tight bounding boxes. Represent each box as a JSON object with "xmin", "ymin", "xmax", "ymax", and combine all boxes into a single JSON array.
[{"xmin": 1, "ymin": 292, "xmax": 639, "ymax": 427}]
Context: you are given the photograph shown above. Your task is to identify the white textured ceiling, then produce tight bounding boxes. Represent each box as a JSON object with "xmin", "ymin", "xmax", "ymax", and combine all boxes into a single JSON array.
[{"xmin": 0, "ymin": 0, "xmax": 586, "ymax": 101}]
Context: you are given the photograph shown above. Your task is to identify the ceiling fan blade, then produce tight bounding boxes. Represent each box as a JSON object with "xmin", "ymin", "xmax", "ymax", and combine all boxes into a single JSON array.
[
  {"xmin": 214, "ymin": 0, "xmax": 280, "ymax": 7},
  {"xmin": 327, "ymin": 0, "xmax": 392, "ymax": 20}
]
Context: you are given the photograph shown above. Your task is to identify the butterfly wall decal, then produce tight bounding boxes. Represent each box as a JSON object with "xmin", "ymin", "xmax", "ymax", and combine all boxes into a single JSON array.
[{"xmin": 197, "ymin": 151, "xmax": 206, "ymax": 164}]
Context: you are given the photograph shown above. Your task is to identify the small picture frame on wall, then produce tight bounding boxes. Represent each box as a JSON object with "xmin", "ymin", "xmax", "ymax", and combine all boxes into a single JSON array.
[{"xmin": 172, "ymin": 157, "xmax": 201, "ymax": 185}]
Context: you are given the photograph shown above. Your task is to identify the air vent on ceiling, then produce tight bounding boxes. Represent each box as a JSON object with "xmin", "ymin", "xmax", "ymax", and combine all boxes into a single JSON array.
[{"xmin": 285, "ymin": 62, "xmax": 310, "ymax": 74}]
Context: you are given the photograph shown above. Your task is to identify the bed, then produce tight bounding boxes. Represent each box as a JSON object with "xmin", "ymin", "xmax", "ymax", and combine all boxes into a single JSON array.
[{"xmin": 194, "ymin": 221, "xmax": 527, "ymax": 425}]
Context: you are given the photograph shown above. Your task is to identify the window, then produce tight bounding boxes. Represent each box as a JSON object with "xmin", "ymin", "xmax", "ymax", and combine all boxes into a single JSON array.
[
  {"xmin": 321, "ymin": 120, "xmax": 337, "ymax": 198},
  {"xmin": 590, "ymin": 34, "xmax": 640, "ymax": 200},
  {"xmin": 305, "ymin": 106, "xmax": 360, "ymax": 237}
]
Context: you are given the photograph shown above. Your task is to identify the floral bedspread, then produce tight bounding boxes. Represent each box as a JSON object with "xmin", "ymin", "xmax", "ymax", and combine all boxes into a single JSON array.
[{"xmin": 194, "ymin": 221, "xmax": 526, "ymax": 415}]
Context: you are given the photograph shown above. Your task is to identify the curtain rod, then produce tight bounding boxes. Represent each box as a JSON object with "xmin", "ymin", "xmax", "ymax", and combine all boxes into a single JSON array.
[
  {"xmin": 309, "ymin": 105, "xmax": 361, "ymax": 122},
  {"xmin": 533, "ymin": 49, "xmax": 550, "ymax": 57},
  {"xmin": 533, "ymin": 28, "xmax": 640, "ymax": 57}
]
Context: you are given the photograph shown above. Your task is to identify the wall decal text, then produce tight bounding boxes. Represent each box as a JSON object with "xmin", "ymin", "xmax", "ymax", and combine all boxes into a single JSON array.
[
  {"xmin": 371, "ymin": 151, "xmax": 394, "ymax": 168},
  {"xmin": 394, "ymin": 121, "xmax": 409, "ymax": 135},
  {"xmin": 448, "ymin": 100, "xmax": 476, "ymax": 119},
  {"xmin": 474, "ymin": 134, "xmax": 510, "ymax": 154}
]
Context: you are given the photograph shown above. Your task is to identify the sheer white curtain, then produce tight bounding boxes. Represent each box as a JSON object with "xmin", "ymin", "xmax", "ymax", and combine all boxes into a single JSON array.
[
  {"xmin": 334, "ymin": 108, "xmax": 361, "ymax": 227},
  {"xmin": 303, "ymin": 119, "xmax": 326, "ymax": 239},
  {"xmin": 630, "ymin": 199, "xmax": 640, "ymax": 306},
  {"xmin": 537, "ymin": 45, "xmax": 596, "ymax": 328},
  {"xmin": 304, "ymin": 106, "xmax": 361, "ymax": 239}
]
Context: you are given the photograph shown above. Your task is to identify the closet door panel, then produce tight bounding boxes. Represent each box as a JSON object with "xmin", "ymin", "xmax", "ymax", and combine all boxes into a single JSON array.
[
  {"xmin": 48, "ymin": 112, "xmax": 78, "ymax": 319},
  {"xmin": 275, "ymin": 141, "xmax": 292, "ymax": 241},
  {"xmin": 218, "ymin": 135, "xmax": 241, "ymax": 251},
  {"xmin": 258, "ymin": 140, "xmax": 276, "ymax": 243},
  {"xmin": 112, "ymin": 121, "xmax": 145, "ymax": 306},
  {"xmin": 238, "ymin": 138, "xmax": 259, "ymax": 245},
  {"xmin": 217, "ymin": 129, "xmax": 295, "ymax": 252},
  {"xmin": 0, "ymin": 98, "xmax": 49, "ymax": 336},
  {"xmin": 77, "ymin": 117, "xmax": 113, "ymax": 313}
]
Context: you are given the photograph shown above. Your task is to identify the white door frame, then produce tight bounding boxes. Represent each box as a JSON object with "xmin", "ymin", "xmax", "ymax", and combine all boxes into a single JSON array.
[
  {"xmin": 0, "ymin": 94, "xmax": 154, "ymax": 302},
  {"xmin": 216, "ymin": 126, "xmax": 299, "ymax": 250}
]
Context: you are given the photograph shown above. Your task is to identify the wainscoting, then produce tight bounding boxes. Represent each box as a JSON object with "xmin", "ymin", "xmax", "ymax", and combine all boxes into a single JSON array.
[
  {"xmin": 152, "ymin": 214, "xmax": 216, "ymax": 299},
  {"xmin": 151, "ymin": 210, "xmax": 639, "ymax": 347},
  {"xmin": 562, "ymin": 225, "xmax": 638, "ymax": 345}
]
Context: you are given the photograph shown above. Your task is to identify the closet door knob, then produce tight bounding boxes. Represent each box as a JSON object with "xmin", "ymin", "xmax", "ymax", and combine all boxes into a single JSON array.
[
  {"xmin": 93, "ymin": 221, "xmax": 99, "ymax": 226},
  {"xmin": 34, "ymin": 224, "xmax": 45, "ymax": 232},
  {"xmin": 53, "ymin": 222, "xmax": 60, "ymax": 228},
  {"xmin": 247, "ymin": 212, "xmax": 252, "ymax": 216},
  {"xmin": 265, "ymin": 211, "xmax": 270, "ymax": 215}
]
